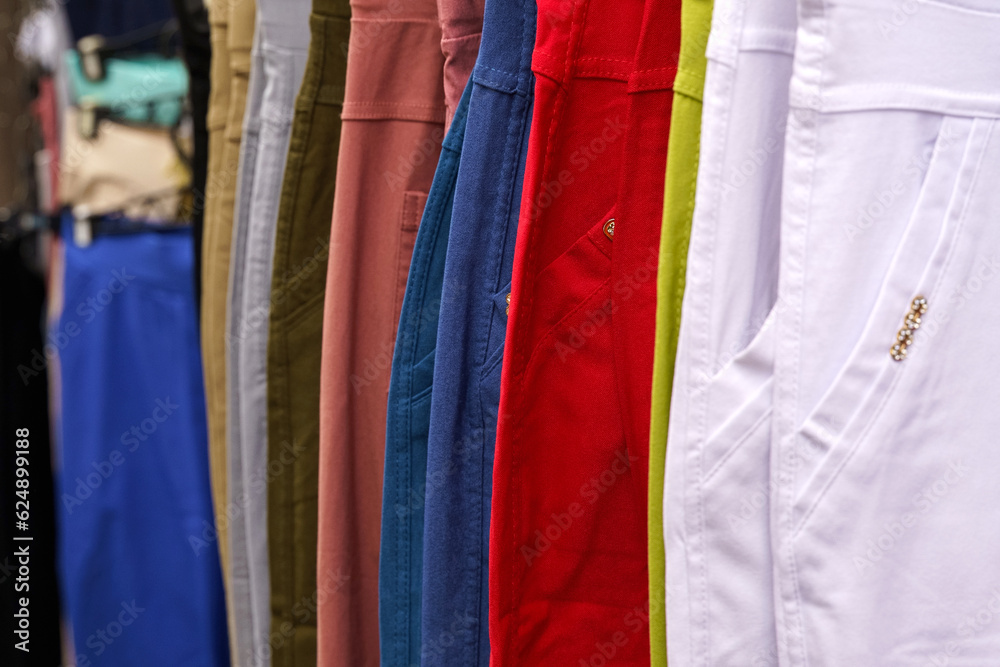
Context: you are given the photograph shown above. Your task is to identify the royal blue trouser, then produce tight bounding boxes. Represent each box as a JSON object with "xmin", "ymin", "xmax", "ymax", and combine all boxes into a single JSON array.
[
  {"xmin": 379, "ymin": 82, "xmax": 472, "ymax": 667},
  {"xmin": 56, "ymin": 217, "xmax": 229, "ymax": 666},
  {"xmin": 419, "ymin": 0, "xmax": 534, "ymax": 662}
]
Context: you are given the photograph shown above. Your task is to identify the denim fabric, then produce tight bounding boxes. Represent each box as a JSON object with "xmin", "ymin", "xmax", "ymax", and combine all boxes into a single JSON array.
[
  {"xmin": 226, "ymin": 2, "xmax": 311, "ymax": 665},
  {"xmin": 379, "ymin": 81, "xmax": 472, "ymax": 667},
  {"xmin": 55, "ymin": 216, "xmax": 229, "ymax": 666},
  {"xmin": 418, "ymin": 0, "xmax": 533, "ymax": 663}
]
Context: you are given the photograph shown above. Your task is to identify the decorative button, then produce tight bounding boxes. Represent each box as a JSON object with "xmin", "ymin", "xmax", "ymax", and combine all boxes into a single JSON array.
[
  {"xmin": 603, "ymin": 218, "xmax": 615, "ymax": 240},
  {"xmin": 891, "ymin": 296, "xmax": 927, "ymax": 361},
  {"xmin": 505, "ymin": 293, "xmax": 511, "ymax": 315}
]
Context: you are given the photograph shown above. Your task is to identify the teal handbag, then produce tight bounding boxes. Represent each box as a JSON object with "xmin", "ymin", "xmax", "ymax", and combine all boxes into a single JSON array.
[{"xmin": 65, "ymin": 49, "xmax": 188, "ymax": 128}]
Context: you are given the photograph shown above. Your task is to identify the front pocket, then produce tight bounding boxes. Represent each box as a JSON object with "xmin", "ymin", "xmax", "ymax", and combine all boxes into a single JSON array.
[
  {"xmin": 393, "ymin": 191, "xmax": 427, "ymax": 328},
  {"xmin": 526, "ymin": 213, "xmax": 615, "ymax": 361},
  {"xmin": 480, "ymin": 281, "xmax": 512, "ymax": 426},
  {"xmin": 701, "ymin": 314, "xmax": 777, "ymax": 482},
  {"xmin": 791, "ymin": 115, "xmax": 991, "ymax": 533}
]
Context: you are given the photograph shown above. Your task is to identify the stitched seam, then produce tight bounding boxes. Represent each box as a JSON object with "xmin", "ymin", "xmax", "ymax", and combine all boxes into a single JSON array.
[
  {"xmin": 703, "ymin": 405, "xmax": 773, "ymax": 485},
  {"xmin": 792, "ymin": 119, "xmax": 991, "ymax": 540},
  {"xmin": 508, "ymin": 0, "xmax": 588, "ymax": 655},
  {"xmin": 523, "ymin": 278, "xmax": 612, "ymax": 372}
]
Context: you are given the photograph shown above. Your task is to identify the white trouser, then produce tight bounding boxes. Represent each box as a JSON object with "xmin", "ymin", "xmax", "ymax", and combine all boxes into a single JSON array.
[
  {"xmin": 663, "ymin": 0, "xmax": 795, "ymax": 663},
  {"xmin": 771, "ymin": 1, "xmax": 1000, "ymax": 664}
]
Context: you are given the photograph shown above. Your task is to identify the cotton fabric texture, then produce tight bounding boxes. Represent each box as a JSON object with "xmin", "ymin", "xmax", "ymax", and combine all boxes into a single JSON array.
[
  {"xmin": 770, "ymin": 1, "xmax": 1000, "ymax": 663},
  {"xmin": 489, "ymin": 0, "xmax": 679, "ymax": 661},
  {"xmin": 662, "ymin": 0, "xmax": 796, "ymax": 662},
  {"xmin": 379, "ymin": 81, "xmax": 472, "ymax": 667},
  {"xmin": 419, "ymin": 0, "xmax": 534, "ymax": 662},
  {"xmin": 316, "ymin": 0, "xmax": 446, "ymax": 662},
  {"xmin": 436, "ymin": 0, "xmax": 484, "ymax": 129},
  {"xmin": 56, "ymin": 218, "xmax": 228, "ymax": 667},
  {"xmin": 645, "ymin": 0, "xmax": 712, "ymax": 662},
  {"xmin": 266, "ymin": 0, "xmax": 352, "ymax": 664},
  {"xmin": 201, "ymin": 2, "xmax": 256, "ymax": 645},
  {"xmin": 224, "ymin": 1, "xmax": 312, "ymax": 664}
]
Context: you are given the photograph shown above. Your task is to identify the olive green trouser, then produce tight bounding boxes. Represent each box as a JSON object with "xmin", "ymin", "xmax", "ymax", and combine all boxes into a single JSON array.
[
  {"xmin": 647, "ymin": 0, "xmax": 713, "ymax": 664},
  {"xmin": 202, "ymin": 0, "xmax": 256, "ymax": 659},
  {"xmin": 265, "ymin": 1, "xmax": 351, "ymax": 665}
]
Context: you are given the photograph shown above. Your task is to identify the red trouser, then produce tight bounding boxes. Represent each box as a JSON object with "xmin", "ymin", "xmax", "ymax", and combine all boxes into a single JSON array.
[{"xmin": 490, "ymin": 0, "xmax": 680, "ymax": 662}]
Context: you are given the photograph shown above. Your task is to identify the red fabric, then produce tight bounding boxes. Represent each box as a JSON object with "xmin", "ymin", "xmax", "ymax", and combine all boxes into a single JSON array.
[
  {"xmin": 32, "ymin": 76, "xmax": 60, "ymax": 213},
  {"xmin": 489, "ymin": 0, "xmax": 680, "ymax": 663}
]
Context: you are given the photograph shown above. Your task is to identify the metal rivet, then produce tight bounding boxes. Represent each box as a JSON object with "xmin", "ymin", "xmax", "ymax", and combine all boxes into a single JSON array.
[{"xmin": 891, "ymin": 296, "xmax": 927, "ymax": 361}]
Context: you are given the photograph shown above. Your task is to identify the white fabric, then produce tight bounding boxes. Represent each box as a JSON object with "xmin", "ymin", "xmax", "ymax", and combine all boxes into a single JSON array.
[
  {"xmin": 771, "ymin": 1, "xmax": 1000, "ymax": 664},
  {"xmin": 663, "ymin": 0, "xmax": 796, "ymax": 663}
]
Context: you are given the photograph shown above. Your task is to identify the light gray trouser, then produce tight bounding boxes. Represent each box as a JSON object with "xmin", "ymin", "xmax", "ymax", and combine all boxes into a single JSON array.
[{"xmin": 225, "ymin": 1, "xmax": 311, "ymax": 664}]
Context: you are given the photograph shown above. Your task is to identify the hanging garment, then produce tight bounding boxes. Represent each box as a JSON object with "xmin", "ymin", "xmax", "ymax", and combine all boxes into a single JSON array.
[
  {"xmin": 645, "ymin": 0, "xmax": 712, "ymax": 662},
  {"xmin": 55, "ymin": 217, "xmax": 228, "ymax": 667},
  {"xmin": 315, "ymin": 0, "xmax": 446, "ymax": 662},
  {"xmin": 489, "ymin": 0, "xmax": 679, "ymax": 660},
  {"xmin": 64, "ymin": 0, "xmax": 174, "ymax": 44},
  {"xmin": 419, "ymin": 0, "xmax": 534, "ymax": 662},
  {"xmin": 265, "ymin": 0, "xmax": 351, "ymax": 664},
  {"xmin": 605, "ymin": 0, "xmax": 681, "ymax": 660},
  {"xmin": 662, "ymin": 0, "xmax": 796, "ymax": 662},
  {"xmin": 59, "ymin": 107, "xmax": 189, "ymax": 220},
  {"xmin": 379, "ymin": 80, "xmax": 471, "ymax": 667},
  {"xmin": 769, "ymin": 2, "xmax": 1000, "ymax": 664},
  {"xmin": 200, "ymin": 1, "xmax": 255, "ymax": 645},
  {"xmin": 437, "ymin": 0, "xmax": 483, "ymax": 130},
  {"xmin": 64, "ymin": 49, "xmax": 189, "ymax": 127},
  {"xmin": 225, "ymin": 1, "xmax": 312, "ymax": 665}
]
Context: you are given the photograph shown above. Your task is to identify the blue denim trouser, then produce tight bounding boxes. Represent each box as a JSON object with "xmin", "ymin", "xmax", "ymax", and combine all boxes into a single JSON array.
[
  {"xmin": 55, "ymin": 217, "xmax": 229, "ymax": 666},
  {"xmin": 379, "ymin": 82, "xmax": 473, "ymax": 667},
  {"xmin": 419, "ymin": 0, "xmax": 534, "ymax": 663}
]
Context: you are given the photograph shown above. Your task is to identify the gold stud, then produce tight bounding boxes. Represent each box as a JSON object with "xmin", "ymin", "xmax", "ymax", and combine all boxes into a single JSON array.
[
  {"xmin": 890, "ymin": 297, "xmax": 928, "ymax": 361},
  {"xmin": 505, "ymin": 293, "xmax": 511, "ymax": 315}
]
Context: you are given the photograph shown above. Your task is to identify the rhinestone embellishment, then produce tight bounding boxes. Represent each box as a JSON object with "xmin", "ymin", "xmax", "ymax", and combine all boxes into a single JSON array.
[
  {"xmin": 603, "ymin": 218, "xmax": 615, "ymax": 240},
  {"xmin": 891, "ymin": 296, "xmax": 928, "ymax": 361}
]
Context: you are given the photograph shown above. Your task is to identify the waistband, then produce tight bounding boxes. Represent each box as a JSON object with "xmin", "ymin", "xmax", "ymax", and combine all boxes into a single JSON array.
[
  {"xmin": 256, "ymin": 0, "xmax": 313, "ymax": 51},
  {"xmin": 792, "ymin": 0, "xmax": 1000, "ymax": 117},
  {"xmin": 472, "ymin": 0, "xmax": 535, "ymax": 94},
  {"xmin": 342, "ymin": 0, "xmax": 446, "ymax": 122},
  {"xmin": 313, "ymin": 0, "xmax": 352, "ymax": 18},
  {"xmin": 531, "ymin": 0, "xmax": 679, "ymax": 90},
  {"xmin": 228, "ymin": 0, "xmax": 257, "ymax": 53},
  {"xmin": 673, "ymin": 0, "xmax": 713, "ymax": 102},
  {"xmin": 227, "ymin": 0, "xmax": 257, "ymax": 75},
  {"xmin": 705, "ymin": 0, "xmax": 797, "ymax": 68},
  {"xmin": 209, "ymin": 0, "xmax": 228, "ymax": 28},
  {"xmin": 438, "ymin": 0, "xmax": 486, "ymax": 41},
  {"xmin": 629, "ymin": 0, "xmax": 682, "ymax": 92},
  {"xmin": 295, "ymin": 12, "xmax": 352, "ymax": 107},
  {"xmin": 532, "ymin": 0, "xmax": 643, "ymax": 84}
]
